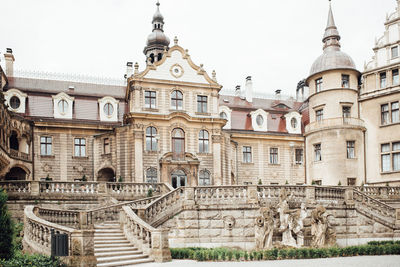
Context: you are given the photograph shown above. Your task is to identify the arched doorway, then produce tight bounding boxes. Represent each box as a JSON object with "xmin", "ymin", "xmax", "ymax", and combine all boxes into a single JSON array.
[
  {"xmin": 171, "ymin": 169, "xmax": 186, "ymax": 188},
  {"xmin": 5, "ymin": 167, "xmax": 27, "ymax": 180},
  {"xmin": 97, "ymin": 168, "xmax": 115, "ymax": 182},
  {"xmin": 9, "ymin": 131, "xmax": 19, "ymax": 151}
]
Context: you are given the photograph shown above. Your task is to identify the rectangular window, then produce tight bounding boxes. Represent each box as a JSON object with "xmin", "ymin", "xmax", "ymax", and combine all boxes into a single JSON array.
[
  {"xmin": 342, "ymin": 106, "xmax": 351, "ymax": 119},
  {"xmin": 392, "ymin": 46, "xmax": 399, "ymax": 58},
  {"xmin": 295, "ymin": 149, "xmax": 303, "ymax": 164},
  {"xmin": 243, "ymin": 146, "xmax": 252, "ymax": 163},
  {"xmin": 144, "ymin": 91, "xmax": 156, "ymax": 109},
  {"xmin": 341, "ymin": 74, "xmax": 350, "ymax": 88},
  {"xmin": 197, "ymin": 95, "xmax": 208, "ymax": 113},
  {"xmin": 393, "ymin": 69, "xmax": 399, "ymax": 85},
  {"xmin": 104, "ymin": 138, "xmax": 110, "ymax": 154},
  {"xmin": 347, "ymin": 178, "xmax": 356, "ymax": 186},
  {"xmin": 315, "ymin": 78, "xmax": 323, "ymax": 92},
  {"xmin": 269, "ymin": 148, "xmax": 278, "ymax": 164},
  {"xmin": 393, "ymin": 142, "xmax": 400, "ymax": 171},
  {"xmin": 381, "ymin": 143, "xmax": 391, "ymax": 172},
  {"xmin": 380, "ymin": 72, "xmax": 387, "ymax": 88},
  {"xmin": 314, "ymin": 144, "xmax": 321, "ymax": 161},
  {"xmin": 314, "ymin": 180, "xmax": 322, "ymax": 185},
  {"xmin": 381, "ymin": 104, "xmax": 389, "ymax": 125},
  {"xmin": 40, "ymin": 137, "xmax": 52, "ymax": 156},
  {"xmin": 316, "ymin": 109, "xmax": 323, "ymax": 122},
  {"xmin": 347, "ymin": 141, "xmax": 355, "ymax": 159},
  {"xmin": 392, "ymin": 102, "xmax": 399, "ymax": 123},
  {"xmin": 74, "ymin": 138, "xmax": 86, "ymax": 157}
]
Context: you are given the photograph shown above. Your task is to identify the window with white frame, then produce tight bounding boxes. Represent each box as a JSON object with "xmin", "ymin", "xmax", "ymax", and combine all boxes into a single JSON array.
[
  {"xmin": 40, "ymin": 137, "xmax": 52, "ymax": 156},
  {"xmin": 74, "ymin": 138, "xmax": 86, "ymax": 157},
  {"xmin": 270, "ymin": 148, "xmax": 278, "ymax": 164},
  {"xmin": 146, "ymin": 127, "xmax": 158, "ymax": 152},
  {"xmin": 198, "ymin": 130, "xmax": 209, "ymax": 153},
  {"xmin": 381, "ymin": 102, "xmax": 399, "ymax": 125},
  {"xmin": 381, "ymin": 142, "xmax": 400, "ymax": 172},
  {"xmin": 295, "ymin": 149, "xmax": 303, "ymax": 164},
  {"xmin": 393, "ymin": 69, "xmax": 399, "ymax": 86},
  {"xmin": 347, "ymin": 141, "xmax": 355, "ymax": 159},
  {"xmin": 341, "ymin": 74, "xmax": 350, "ymax": 88},
  {"xmin": 243, "ymin": 146, "xmax": 252, "ymax": 163},
  {"xmin": 314, "ymin": 143, "xmax": 321, "ymax": 161},
  {"xmin": 145, "ymin": 91, "xmax": 156, "ymax": 109},
  {"xmin": 316, "ymin": 109, "xmax": 323, "ymax": 122},
  {"xmin": 392, "ymin": 46, "xmax": 399, "ymax": 58},
  {"xmin": 171, "ymin": 90, "xmax": 183, "ymax": 110},
  {"xmin": 380, "ymin": 72, "xmax": 387, "ymax": 88},
  {"xmin": 58, "ymin": 100, "xmax": 68, "ymax": 114},
  {"xmin": 315, "ymin": 78, "xmax": 323, "ymax": 92},
  {"xmin": 197, "ymin": 95, "xmax": 207, "ymax": 113},
  {"xmin": 199, "ymin": 170, "xmax": 210, "ymax": 186}
]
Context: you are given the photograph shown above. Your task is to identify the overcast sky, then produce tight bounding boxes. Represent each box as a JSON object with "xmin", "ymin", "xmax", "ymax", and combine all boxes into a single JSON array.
[{"xmin": 0, "ymin": 0, "xmax": 396, "ymax": 96}]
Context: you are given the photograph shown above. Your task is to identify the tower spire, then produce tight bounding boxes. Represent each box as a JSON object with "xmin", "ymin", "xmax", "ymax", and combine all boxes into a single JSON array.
[{"xmin": 322, "ymin": 0, "xmax": 341, "ymax": 50}]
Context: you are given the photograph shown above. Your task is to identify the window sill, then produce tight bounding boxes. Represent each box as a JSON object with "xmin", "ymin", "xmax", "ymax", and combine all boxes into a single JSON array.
[
  {"xmin": 381, "ymin": 170, "xmax": 400, "ymax": 175},
  {"xmin": 268, "ymin": 163, "xmax": 280, "ymax": 166},
  {"xmin": 143, "ymin": 108, "xmax": 159, "ymax": 112},
  {"xmin": 144, "ymin": 151, "xmax": 158, "ymax": 154},
  {"xmin": 346, "ymin": 157, "xmax": 357, "ymax": 160},
  {"xmin": 101, "ymin": 153, "xmax": 111, "ymax": 156},
  {"xmin": 241, "ymin": 162, "xmax": 254, "ymax": 165},
  {"xmin": 169, "ymin": 109, "xmax": 186, "ymax": 113},
  {"xmin": 313, "ymin": 160, "xmax": 323, "ymax": 164},
  {"xmin": 380, "ymin": 122, "xmax": 400, "ymax": 128},
  {"xmin": 197, "ymin": 152, "xmax": 211, "ymax": 156},
  {"xmin": 195, "ymin": 112, "xmax": 211, "ymax": 116},
  {"xmin": 40, "ymin": 155, "xmax": 55, "ymax": 158},
  {"xmin": 72, "ymin": 156, "xmax": 89, "ymax": 159}
]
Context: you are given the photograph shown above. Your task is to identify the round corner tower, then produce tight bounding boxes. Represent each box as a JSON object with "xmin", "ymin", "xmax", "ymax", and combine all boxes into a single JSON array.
[{"xmin": 304, "ymin": 1, "xmax": 365, "ymax": 186}]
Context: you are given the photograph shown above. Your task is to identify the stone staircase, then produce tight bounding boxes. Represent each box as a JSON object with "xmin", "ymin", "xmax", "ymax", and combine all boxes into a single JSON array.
[{"xmin": 94, "ymin": 222, "xmax": 154, "ymax": 267}]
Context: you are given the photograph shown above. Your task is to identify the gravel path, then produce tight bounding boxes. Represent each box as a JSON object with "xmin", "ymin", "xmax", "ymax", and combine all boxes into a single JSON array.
[{"xmin": 144, "ymin": 255, "xmax": 400, "ymax": 267}]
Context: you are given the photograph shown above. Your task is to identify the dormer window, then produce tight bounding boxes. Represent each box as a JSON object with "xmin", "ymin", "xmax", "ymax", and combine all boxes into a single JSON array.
[
  {"xmin": 219, "ymin": 106, "xmax": 232, "ymax": 130},
  {"xmin": 103, "ymin": 103, "xmax": 114, "ymax": 116},
  {"xmin": 256, "ymin": 115, "xmax": 264, "ymax": 126},
  {"xmin": 284, "ymin": 111, "xmax": 302, "ymax": 134},
  {"xmin": 58, "ymin": 100, "xmax": 68, "ymax": 114},
  {"xmin": 250, "ymin": 109, "xmax": 268, "ymax": 132},
  {"xmin": 291, "ymin": 118, "xmax": 298, "ymax": 128},
  {"xmin": 10, "ymin": 96, "xmax": 20, "ymax": 109},
  {"xmin": 220, "ymin": 112, "xmax": 227, "ymax": 119}
]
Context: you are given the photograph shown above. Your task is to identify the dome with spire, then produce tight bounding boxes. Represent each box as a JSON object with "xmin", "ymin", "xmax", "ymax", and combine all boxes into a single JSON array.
[
  {"xmin": 309, "ymin": 1, "xmax": 357, "ymax": 78},
  {"xmin": 152, "ymin": 1, "xmax": 164, "ymax": 23}
]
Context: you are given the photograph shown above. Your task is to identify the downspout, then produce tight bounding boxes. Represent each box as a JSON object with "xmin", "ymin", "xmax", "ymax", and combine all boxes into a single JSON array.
[
  {"xmin": 304, "ymin": 134, "xmax": 307, "ymax": 185},
  {"xmin": 31, "ymin": 121, "xmax": 35, "ymax": 180}
]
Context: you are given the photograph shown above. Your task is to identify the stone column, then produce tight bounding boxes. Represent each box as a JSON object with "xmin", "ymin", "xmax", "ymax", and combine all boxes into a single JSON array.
[
  {"xmin": 150, "ymin": 229, "xmax": 171, "ymax": 262},
  {"xmin": 212, "ymin": 135, "xmax": 222, "ymax": 185},
  {"xmin": 134, "ymin": 130, "xmax": 144, "ymax": 182}
]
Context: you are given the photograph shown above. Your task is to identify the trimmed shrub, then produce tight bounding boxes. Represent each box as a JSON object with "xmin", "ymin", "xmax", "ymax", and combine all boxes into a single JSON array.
[
  {"xmin": 0, "ymin": 188, "xmax": 13, "ymax": 260},
  {"xmin": 0, "ymin": 251, "xmax": 66, "ymax": 267}
]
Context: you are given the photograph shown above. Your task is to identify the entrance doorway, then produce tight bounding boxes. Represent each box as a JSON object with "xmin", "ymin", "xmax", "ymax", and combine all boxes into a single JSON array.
[{"xmin": 171, "ymin": 170, "xmax": 186, "ymax": 188}]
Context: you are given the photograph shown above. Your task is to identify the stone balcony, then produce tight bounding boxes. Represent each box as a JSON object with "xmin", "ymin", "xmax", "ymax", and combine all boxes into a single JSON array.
[{"xmin": 305, "ymin": 117, "xmax": 366, "ymax": 135}]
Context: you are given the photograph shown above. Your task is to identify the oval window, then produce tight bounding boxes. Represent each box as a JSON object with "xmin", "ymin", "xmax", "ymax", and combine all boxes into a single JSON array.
[
  {"xmin": 58, "ymin": 100, "xmax": 68, "ymax": 114},
  {"xmin": 103, "ymin": 103, "xmax": 114, "ymax": 116},
  {"xmin": 10, "ymin": 96, "xmax": 21, "ymax": 109},
  {"xmin": 256, "ymin": 115, "xmax": 264, "ymax": 126},
  {"xmin": 291, "ymin": 118, "xmax": 298, "ymax": 128}
]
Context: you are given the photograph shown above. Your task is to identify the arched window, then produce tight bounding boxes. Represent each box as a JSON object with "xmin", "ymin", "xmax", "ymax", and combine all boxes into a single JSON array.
[
  {"xmin": 198, "ymin": 130, "xmax": 209, "ymax": 153},
  {"xmin": 146, "ymin": 168, "xmax": 157, "ymax": 183},
  {"xmin": 103, "ymin": 103, "xmax": 114, "ymax": 116},
  {"xmin": 172, "ymin": 128, "xmax": 185, "ymax": 160},
  {"xmin": 146, "ymin": 127, "xmax": 158, "ymax": 151},
  {"xmin": 58, "ymin": 100, "xmax": 68, "ymax": 114},
  {"xmin": 171, "ymin": 90, "xmax": 183, "ymax": 110},
  {"xmin": 220, "ymin": 112, "xmax": 227, "ymax": 119},
  {"xmin": 157, "ymin": 53, "xmax": 163, "ymax": 61},
  {"xmin": 199, "ymin": 170, "xmax": 210, "ymax": 186}
]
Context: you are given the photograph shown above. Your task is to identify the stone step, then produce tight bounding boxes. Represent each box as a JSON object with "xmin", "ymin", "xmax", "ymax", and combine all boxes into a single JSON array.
[
  {"xmin": 96, "ymin": 258, "xmax": 154, "ymax": 267},
  {"xmin": 94, "ymin": 242, "xmax": 131, "ymax": 248},
  {"xmin": 96, "ymin": 254, "xmax": 149, "ymax": 264},
  {"xmin": 95, "ymin": 250, "xmax": 142, "ymax": 258},
  {"xmin": 94, "ymin": 246, "xmax": 138, "ymax": 253},
  {"xmin": 94, "ymin": 233, "xmax": 125, "ymax": 238},
  {"xmin": 94, "ymin": 240, "xmax": 130, "ymax": 245},
  {"xmin": 94, "ymin": 235, "xmax": 125, "ymax": 240},
  {"xmin": 94, "ymin": 229, "xmax": 123, "ymax": 234},
  {"xmin": 95, "ymin": 224, "xmax": 120, "ymax": 229}
]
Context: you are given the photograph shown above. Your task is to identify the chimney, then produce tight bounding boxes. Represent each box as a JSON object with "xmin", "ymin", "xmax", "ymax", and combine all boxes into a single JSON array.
[
  {"xmin": 235, "ymin": 85, "xmax": 241, "ymax": 97},
  {"xmin": 275, "ymin": 89, "xmax": 281, "ymax": 99},
  {"xmin": 126, "ymin": 62, "xmax": 133, "ymax": 78},
  {"xmin": 245, "ymin": 76, "xmax": 253, "ymax": 102},
  {"xmin": 4, "ymin": 48, "xmax": 15, "ymax": 77}
]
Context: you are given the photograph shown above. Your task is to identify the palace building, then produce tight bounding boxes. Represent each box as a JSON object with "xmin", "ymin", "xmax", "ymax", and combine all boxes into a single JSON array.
[{"xmin": 1, "ymin": 1, "xmax": 400, "ymax": 187}]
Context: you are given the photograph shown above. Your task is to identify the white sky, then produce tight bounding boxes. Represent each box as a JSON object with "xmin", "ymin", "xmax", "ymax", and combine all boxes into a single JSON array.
[{"xmin": 0, "ymin": 0, "xmax": 396, "ymax": 96}]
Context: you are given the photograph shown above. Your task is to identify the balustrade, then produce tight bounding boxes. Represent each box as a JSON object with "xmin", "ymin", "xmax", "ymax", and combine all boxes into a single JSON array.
[
  {"xmin": 39, "ymin": 181, "xmax": 99, "ymax": 194},
  {"xmin": 37, "ymin": 207, "xmax": 80, "ymax": 228},
  {"xmin": 9, "ymin": 148, "xmax": 31, "ymax": 161},
  {"xmin": 257, "ymin": 185, "xmax": 306, "ymax": 201},
  {"xmin": 195, "ymin": 186, "xmax": 248, "ymax": 202},
  {"xmin": 356, "ymin": 186, "xmax": 400, "ymax": 199},
  {"xmin": 315, "ymin": 187, "xmax": 345, "ymax": 201},
  {"xmin": 106, "ymin": 182, "xmax": 164, "ymax": 196},
  {"xmin": 0, "ymin": 180, "xmax": 31, "ymax": 194}
]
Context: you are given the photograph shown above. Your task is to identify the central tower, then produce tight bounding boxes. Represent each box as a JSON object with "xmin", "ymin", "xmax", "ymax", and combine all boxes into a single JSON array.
[{"xmin": 143, "ymin": 1, "xmax": 170, "ymax": 64}]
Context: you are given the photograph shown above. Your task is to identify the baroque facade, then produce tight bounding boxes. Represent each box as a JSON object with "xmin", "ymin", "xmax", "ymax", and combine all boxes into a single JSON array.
[{"xmin": 1, "ymin": 1, "xmax": 400, "ymax": 187}]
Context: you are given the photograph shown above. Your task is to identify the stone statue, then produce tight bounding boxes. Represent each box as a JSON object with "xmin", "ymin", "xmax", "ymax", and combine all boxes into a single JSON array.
[
  {"xmin": 277, "ymin": 188, "xmax": 297, "ymax": 247},
  {"xmin": 255, "ymin": 205, "xmax": 277, "ymax": 250},
  {"xmin": 290, "ymin": 202, "xmax": 308, "ymax": 247},
  {"xmin": 311, "ymin": 205, "xmax": 336, "ymax": 247}
]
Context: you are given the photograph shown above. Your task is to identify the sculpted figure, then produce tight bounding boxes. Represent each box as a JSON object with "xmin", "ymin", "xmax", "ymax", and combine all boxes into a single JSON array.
[
  {"xmin": 277, "ymin": 188, "xmax": 297, "ymax": 247},
  {"xmin": 290, "ymin": 202, "xmax": 307, "ymax": 247},
  {"xmin": 311, "ymin": 205, "xmax": 336, "ymax": 247},
  {"xmin": 255, "ymin": 206, "xmax": 277, "ymax": 250}
]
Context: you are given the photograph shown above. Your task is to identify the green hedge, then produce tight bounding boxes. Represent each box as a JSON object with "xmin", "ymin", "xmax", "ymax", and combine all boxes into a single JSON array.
[
  {"xmin": 170, "ymin": 243, "xmax": 400, "ymax": 262},
  {"xmin": 0, "ymin": 251, "xmax": 66, "ymax": 267}
]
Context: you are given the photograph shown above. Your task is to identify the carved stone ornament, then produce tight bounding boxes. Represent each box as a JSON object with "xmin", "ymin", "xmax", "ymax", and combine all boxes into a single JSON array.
[
  {"xmin": 170, "ymin": 64, "xmax": 184, "ymax": 78},
  {"xmin": 72, "ymin": 239, "xmax": 82, "ymax": 256},
  {"xmin": 311, "ymin": 205, "xmax": 336, "ymax": 248},
  {"xmin": 42, "ymin": 164, "xmax": 51, "ymax": 172},
  {"xmin": 223, "ymin": 215, "xmax": 235, "ymax": 230}
]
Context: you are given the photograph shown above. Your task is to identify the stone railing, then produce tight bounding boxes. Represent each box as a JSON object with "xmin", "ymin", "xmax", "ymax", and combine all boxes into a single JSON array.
[
  {"xmin": 87, "ymin": 196, "xmax": 158, "ymax": 224},
  {"xmin": 106, "ymin": 182, "xmax": 166, "ymax": 196},
  {"xmin": 37, "ymin": 207, "xmax": 81, "ymax": 228},
  {"xmin": 0, "ymin": 180, "xmax": 31, "ymax": 195},
  {"xmin": 141, "ymin": 187, "xmax": 185, "ymax": 226},
  {"xmin": 257, "ymin": 185, "xmax": 306, "ymax": 201},
  {"xmin": 39, "ymin": 181, "xmax": 99, "ymax": 195},
  {"xmin": 23, "ymin": 205, "xmax": 96, "ymax": 266},
  {"xmin": 121, "ymin": 206, "xmax": 171, "ymax": 262},
  {"xmin": 305, "ymin": 117, "xmax": 365, "ymax": 134},
  {"xmin": 9, "ymin": 148, "xmax": 31, "ymax": 161},
  {"xmin": 353, "ymin": 189, "xmax": 397, "ymax": 228},
  {"xmin": 1, "ymin": 180, "xmax": 170, "ymax": 200},
  {"xmin": 194, "ymin": 186, "xmax": 248, "ymax": 203},
  {"xmin": 356, "ymin": 186, "xmax": 400, "ymax": 199},
  {"xmin": 315, "ymin": 187, "xmax": 345, "ymax": 201}
]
